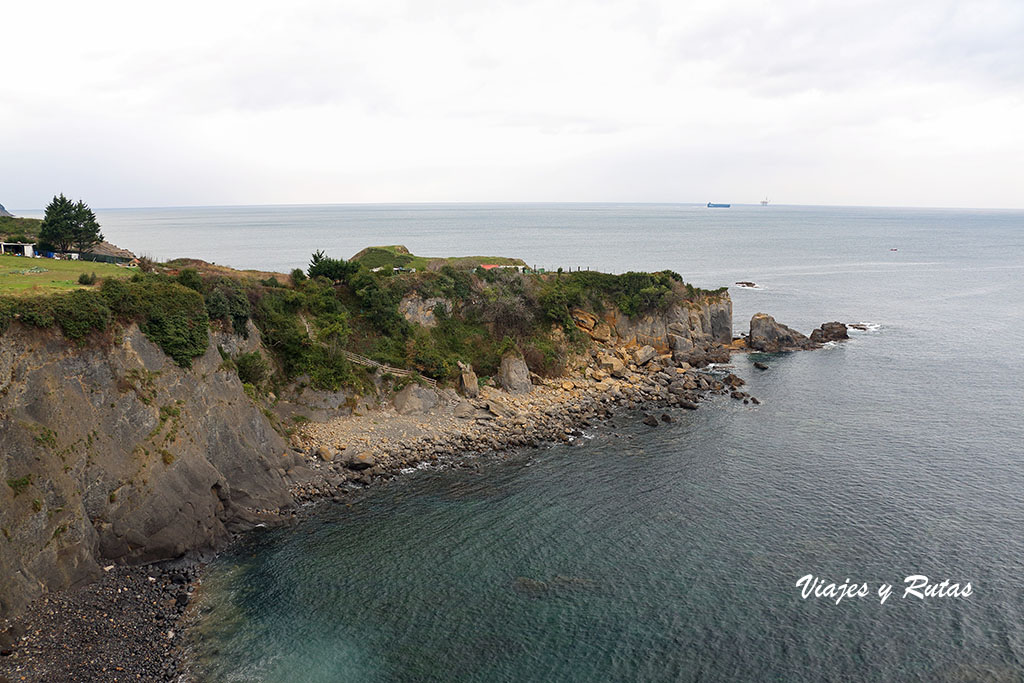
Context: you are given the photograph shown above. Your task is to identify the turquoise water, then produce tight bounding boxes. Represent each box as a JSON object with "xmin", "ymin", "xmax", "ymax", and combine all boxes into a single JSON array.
[{"xmin": 151, "ymin": 203, "xmax": 1024, "ymax": 681}]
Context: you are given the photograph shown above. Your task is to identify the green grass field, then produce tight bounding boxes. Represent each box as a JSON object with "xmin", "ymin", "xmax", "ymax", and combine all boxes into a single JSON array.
[{"xmin": 0, "ymin": 254, "xmax": 132, "ymax": 294}]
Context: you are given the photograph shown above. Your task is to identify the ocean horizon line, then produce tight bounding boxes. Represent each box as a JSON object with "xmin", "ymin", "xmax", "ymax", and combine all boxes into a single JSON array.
[{"xmin": 10, "ymin": 200, "xmax": 1024, "ymax": 213}]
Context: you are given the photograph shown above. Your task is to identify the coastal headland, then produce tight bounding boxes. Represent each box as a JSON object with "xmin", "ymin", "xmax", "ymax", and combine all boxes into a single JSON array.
[{"xmin": 0, "ymin": 246, "xmax": 847, "ymax": 680}]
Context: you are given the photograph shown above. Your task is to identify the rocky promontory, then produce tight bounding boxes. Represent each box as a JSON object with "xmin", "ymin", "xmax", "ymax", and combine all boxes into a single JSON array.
[{"xmin": 1, "ymin": 247, "xmax": 858, "ymax": 680}]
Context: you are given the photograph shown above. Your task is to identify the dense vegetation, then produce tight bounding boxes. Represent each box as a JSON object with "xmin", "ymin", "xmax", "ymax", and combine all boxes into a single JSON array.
[
  {"xmin": 0, "ymin": 274, "xmax": 208, "ymax": 366},
  {"xmin": 0, "ymin": 246, "xmax": 728, "ymax": 391},
  {"xmin": 0, "ymin": 216, "xmax": 42, "ymax": 243}
]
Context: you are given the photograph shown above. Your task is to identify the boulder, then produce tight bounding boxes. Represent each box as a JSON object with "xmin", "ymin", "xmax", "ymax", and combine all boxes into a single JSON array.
[
  {"xmin": 317, "ymin": 445, "xmax": 334, "ymax": 462},
  {"xmin": 498, "ymin": 355, "xmax": 533, "ymax": 393},
  {"xmin": 453, "ymin": 401, "xmax": 475, "ymax": 419},
  {"xmin": 809, "ymin": 321, "xmax": 849, "ymax": 344},
  {"xmin": 748, "ymin": 313, "xmax": 813, "ymax": 352},
  {"xmin": 642, "ymin": 414, "xmax": 660, "ymax": 427},
  {"xmin": 753, "ymin": 362, "xmax": 769, "ymax": 370},
  {"xmin": 723, "ymin": 373, "xmax": 745, "ymax": 388},
  {"xmin": 597, "ymin": 353, "xmax": 627, "ymax": 379},
  {"xmin": 456, "ymin": 361, "xmax": 479, "ymax": 398},
  {"xmin": 632, "ymin": 345, "xmax": 656, "ymax": 366},
  {"xmin": 589, "ymin": 322, "xmax": 612, "ymax": 343},
  {"xmin": 393, "ymin": 383, "xmax": 439, "ymax": 415},
  {"xmin": 348, "ymin": 452, "xmax": 376, "ymax": 470}
]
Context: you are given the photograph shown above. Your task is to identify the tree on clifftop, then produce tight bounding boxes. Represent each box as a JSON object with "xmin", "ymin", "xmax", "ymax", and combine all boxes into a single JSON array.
[{"xmin": 39, "ymin": 194, "xmax": 104, "ymax": 254}]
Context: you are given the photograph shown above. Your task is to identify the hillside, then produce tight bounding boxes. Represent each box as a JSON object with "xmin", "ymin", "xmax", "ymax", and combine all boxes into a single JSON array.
[{"xmin": 0, "ymin": 215, "xmax": 42, "ymax": 241}]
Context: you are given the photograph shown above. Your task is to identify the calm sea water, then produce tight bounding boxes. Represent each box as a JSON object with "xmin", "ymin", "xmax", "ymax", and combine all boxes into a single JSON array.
[{"xmin": 67, "ymin": 203, "xmax": 1018, "ymax": 681}]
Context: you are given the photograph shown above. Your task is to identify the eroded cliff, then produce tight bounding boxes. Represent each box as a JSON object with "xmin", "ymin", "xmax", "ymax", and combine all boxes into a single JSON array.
[{"xmin": 0, "ymin": 322, "xmax": 292, "ymax": 616}]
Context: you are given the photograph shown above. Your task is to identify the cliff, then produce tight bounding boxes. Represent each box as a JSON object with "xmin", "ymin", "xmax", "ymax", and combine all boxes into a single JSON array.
[
  {"xmin": 0, "ymin": 321, "xmax": 292, "ymax": 616},
  {"xmin": 0, "ymin": 204, "xmax": 12, "ymax": 219}
]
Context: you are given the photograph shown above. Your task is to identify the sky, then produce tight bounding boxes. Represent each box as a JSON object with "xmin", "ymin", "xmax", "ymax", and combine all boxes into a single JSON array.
[{"xmin": 2, "ymin": 0, "xmax": 1023, "ymax": 210}]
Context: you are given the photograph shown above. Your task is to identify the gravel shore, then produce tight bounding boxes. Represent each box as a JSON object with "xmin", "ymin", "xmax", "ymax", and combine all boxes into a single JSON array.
[{"xmin": 0, "ymin": 564, "xmax": 199, "ymax": 682}]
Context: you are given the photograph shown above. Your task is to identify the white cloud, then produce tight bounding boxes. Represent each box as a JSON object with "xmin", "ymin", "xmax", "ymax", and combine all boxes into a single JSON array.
[{"xmin": 1, "ymin": 0, "xmax": 1022, "ymax": 208}]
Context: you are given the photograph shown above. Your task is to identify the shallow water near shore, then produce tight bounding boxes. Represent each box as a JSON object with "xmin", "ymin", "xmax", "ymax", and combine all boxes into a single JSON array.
[{"xmin": 179, "ymin": 204, "xmax": 1023, "ymax": 681}]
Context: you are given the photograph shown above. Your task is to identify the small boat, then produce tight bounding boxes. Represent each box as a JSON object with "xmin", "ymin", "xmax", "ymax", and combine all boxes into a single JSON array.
[{"xmin": 707, "ymin": 202, "xmax": 731, "ymax": 208}]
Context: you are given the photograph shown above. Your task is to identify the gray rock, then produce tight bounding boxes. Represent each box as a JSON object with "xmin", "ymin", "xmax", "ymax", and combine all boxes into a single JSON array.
[
  {"xmin": 456, "ymin": 361, "xmax": 479, "ymax": 398},
  {"xmin": 393, "ymin": 383, "xmax": 439, "ymax": 415},
  {"xmin": 498, "ymin": 355, "xmax": 533, "ymax": 394},
  {"xmin": 748, "ymin": 313, "xmax": 813, "ymax": 352},
  {"xmin": 453, "ymin": 401, "xmax": 475, "ymax": 419},
  {"xmin": 0, "ymin": 203, "xmax": 12, "ymax": 218},
  {"xmin": 642, "ymin": 414, "xmax": 660, "ymax": 427},
  {"xmin": 398, "ymin": 295, "xmax": 452, "ymax": 328},
  {"xmin": 632, "ymin": 345, "xmax": 656, "ymax": 366},
  {"xmin": 809, "ymin": 321, "xmax": 849, "ymax": 343}
]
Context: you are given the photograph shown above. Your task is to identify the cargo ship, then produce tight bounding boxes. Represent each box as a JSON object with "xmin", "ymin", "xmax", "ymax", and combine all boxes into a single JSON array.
[{"xmin": 707, "ymin": 202, "xmax": 731, "ymax": 208}]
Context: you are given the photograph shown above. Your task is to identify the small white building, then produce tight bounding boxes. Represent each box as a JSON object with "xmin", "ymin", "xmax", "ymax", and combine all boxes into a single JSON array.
[{"xmin": 0, "ymin": 242, "xmax": 34, "ymax": 257}]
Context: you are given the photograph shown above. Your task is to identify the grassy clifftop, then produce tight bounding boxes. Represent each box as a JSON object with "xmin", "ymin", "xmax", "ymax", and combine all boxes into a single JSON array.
[{"xmin": 350, "ymin": 245, "xmax": 526, "ymax": 271}]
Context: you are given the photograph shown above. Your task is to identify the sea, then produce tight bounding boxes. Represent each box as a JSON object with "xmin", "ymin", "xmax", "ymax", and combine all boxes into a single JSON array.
[{"xmin": 23, "ymin": 203, "xmax": 1024, "ymax": 681}]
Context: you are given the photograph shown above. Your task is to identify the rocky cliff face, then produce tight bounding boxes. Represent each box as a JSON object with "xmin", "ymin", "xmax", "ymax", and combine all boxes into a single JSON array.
[
  {"xmin": 0, "ymin": 204, "xmax": 12, "ymax": 218},
  {"xmin": 0, "ymin": 322, "xmax": 293, "ymax": 617},
  {"xmin": 572, "ymin": 293, "xmax": 733, "ymax": 365}
]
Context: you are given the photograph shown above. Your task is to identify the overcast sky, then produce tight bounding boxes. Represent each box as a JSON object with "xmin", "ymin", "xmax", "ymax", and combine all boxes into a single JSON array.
[{"xmin": 3, "ymin": 0, "xmax": 1023, "ymax": 209}]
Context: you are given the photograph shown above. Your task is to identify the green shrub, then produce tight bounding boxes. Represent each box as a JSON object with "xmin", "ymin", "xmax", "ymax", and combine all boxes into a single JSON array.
[
  {"xmin": 176, "ymin": 268, "xmax": 203, "ymax": 292},
  {"xmin": 203, "ymin": 278, "xmax": 250, "ymax": 336},
  {"xmin": 307, "ymin": 250, "xmax": 360, "ymax": 282},
  {"xmin": 235, "ymin": 351, "xmax": 269, "ymax": 385},
  {"xmin": 78, "ymin": 272, "xmax": 97, "ymax": 286},
  {"xmin": 101, "ymin": 277, "xmax": 209, "ymax": 366}
]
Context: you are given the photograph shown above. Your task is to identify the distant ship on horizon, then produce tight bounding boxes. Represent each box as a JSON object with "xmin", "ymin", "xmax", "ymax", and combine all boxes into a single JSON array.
[{"xmin": 707, "ymin": 202, "xmax": 731, "ymax": 208}]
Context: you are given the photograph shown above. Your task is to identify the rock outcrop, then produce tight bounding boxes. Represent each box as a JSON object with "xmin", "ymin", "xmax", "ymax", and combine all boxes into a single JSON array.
[
  {"xmin": 749, "ymin": 316, "xmax": 851, "ymax": 352},
  {"xmin": 498, "ymin": 355, "xmax": 533, "ymax": 393},
  {"xmin": 398, "ymin": 295, "xmax": 452, "ymax": 328},
  {"xmin": 393, "ymin": 383, "xmax": 439, "ymax": 414},
  {"xmin": 456, "ymin": 361, "xmax": 479, "ymax": 398},
  {"xmin": 748, "ymin": 313, "xmax": 814, "ymax": 352},
  {"xmin": 0, "ymin": 203, "xmax": 13, "ymax": 218},
  {"xmin": 571, "ymin": 292, "xmax": 733, "ymax": 368},
  {"xmin": 810, "ymin": 321, "xmax": 849, "ymax": 344},
  {"xmin": 0, "ymin": 322, "xmax": 293, "ymax": 617}
]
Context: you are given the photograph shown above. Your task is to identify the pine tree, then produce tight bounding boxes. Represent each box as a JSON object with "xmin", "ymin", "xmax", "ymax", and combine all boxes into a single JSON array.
[
  {"xmin": 38, "ymin": 194, "xmax": 103, "ymax": 254},
  {"xmin": 39, "ymin": 193, "xmax": 76, "ymax": 253},
  {"xmin": 70, "ymin": 200, "xmax": 103, "ymax": 254}
]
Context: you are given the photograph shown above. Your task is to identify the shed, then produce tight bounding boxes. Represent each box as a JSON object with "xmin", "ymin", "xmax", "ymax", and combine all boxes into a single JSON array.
[{"xmin": 0, "ymin": 242, "xmax": 35, "ymax": 257}]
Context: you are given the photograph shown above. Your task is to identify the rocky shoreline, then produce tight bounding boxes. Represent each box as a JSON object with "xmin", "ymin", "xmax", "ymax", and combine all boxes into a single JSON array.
[
  {"xmin": 0, "ymin": 354, "xmax": 750, "ymax": 682},
  {"xmin": 283, "ymin": 348, "xmax": 755, "ymax": 503},
  {"xmin": 0, "ymin": 316, "xmax": 849, "ymax": 682}
]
